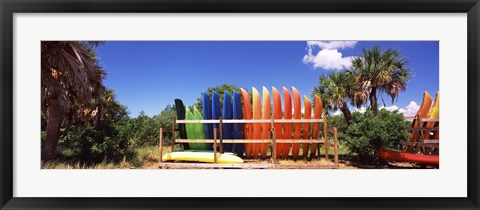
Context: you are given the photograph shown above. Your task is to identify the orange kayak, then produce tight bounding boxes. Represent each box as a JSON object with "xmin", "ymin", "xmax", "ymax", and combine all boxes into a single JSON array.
[
  {"xmin": 404, "ymin": 91, "xmax": 432, "ymax": 152},
  {"xmin": 302, "ymin": 96, "xmax": 312, "ymax": 159},
  {"xmin": 272, "ymin": 87, "xmax": 283, "ymax": 159},
  {"xmin": 252, "ymin": 87, "xmax": 261, "ymax": 159},
  {"xmin": 310, "ymin": 95, "xmax": 323, "ymax": 159},
  {"xmin": 282, "ymin": 87, "xmax": 292, "ymax": 158},
  {"xmin": 291, "ymin": 87, "xmax": 302, "ymax": 159},
  {"xmin": 260, "ymin": 87, "xmax": 271, "ymax": 158},
  {"xmin": 424, "ymin": 91, "xmax": 439, "ymax": 154},
  {"xmin": 240, "ymin": 88, "xmax": 253, "ymax": 158},
  {"xmin": 378, "ymin": 149, "xmax": 439, "ymax": 165}
]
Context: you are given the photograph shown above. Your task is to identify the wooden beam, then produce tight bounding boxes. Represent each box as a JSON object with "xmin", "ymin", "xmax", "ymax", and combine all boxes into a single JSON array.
[
  {"xmin": 171, "ymin": 117, "xmax": 176, "ymax": 153},
  {"xmin": 219, "ymin": 117, "xmax": 223, "ymax": 154},
  {"xmin": 158, "ymin": 163, "xmax": 339, "ymax": 169},
  {"xmin": 271, "ymin": 117, "xmax": 277, "ymax": 164},
  {"xmin": 176, "ymin": 119, "xmax": 325, "ymax": 124},
  {"xmin": 324, "ymin": 115, "xmax": 329, "ymax": 160},
  {"xmin": 174, "ymin": 139, "xmax": 326, "ymax": 143},
  {"xmin": 159, "ymin": 128, "xmax": 163, "ymax": 163},
  {"xmin": 159, "ymin": 163, "xmax": 271, "ymax": 169},
  {"xmin": 213, "ymin": 128, "xmax": 217, "ymax": 164},
  {"xmin": 333, "ymin": 127, "xmax": 338, "ymax": 164}
]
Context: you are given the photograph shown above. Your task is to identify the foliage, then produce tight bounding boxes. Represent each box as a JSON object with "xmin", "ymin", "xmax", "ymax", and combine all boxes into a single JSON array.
[
  {"xmin": 340, "ymin": 109, "xmax": 409, "ymax": 163},
  {"xmin": 350, "ymin": 46, "xmax": 412, "ymax": 114},
  {"xmin": 312, "ymin": 72, "xmax": 359, "ymax": 124}
]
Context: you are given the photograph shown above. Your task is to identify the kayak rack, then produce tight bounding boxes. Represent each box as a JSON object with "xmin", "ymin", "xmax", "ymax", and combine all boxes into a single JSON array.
[{"xmin": 158, "ymin": 115, "xmax": 339, "ymax": 169}]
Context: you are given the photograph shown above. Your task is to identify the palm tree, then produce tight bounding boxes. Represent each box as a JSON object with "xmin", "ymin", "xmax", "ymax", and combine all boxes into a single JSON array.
[
  {"xmin": 312, "ymin": 72, "xmax": 358, "ymax": 124},
  {"xmin": 41, "ymin": 41, "xmax": 105, "ymax": 160},
  {"xmin": 351, "ymin": 46, "xmax": 412, "ymax": 115}
]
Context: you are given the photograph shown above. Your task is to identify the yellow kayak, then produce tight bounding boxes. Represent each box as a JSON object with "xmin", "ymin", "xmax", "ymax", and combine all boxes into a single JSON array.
[{"xmin": 162, "ymin": 151, "xmax": 244, "ymax": 164}]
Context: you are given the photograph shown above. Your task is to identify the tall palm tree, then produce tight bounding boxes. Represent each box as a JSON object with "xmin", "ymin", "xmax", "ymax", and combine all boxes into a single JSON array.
[
  {"xmin": 351, "ymin": 46, "xmax": 412, "ymax": 115},
  {"xmin": 41, "ymin": 41, "xmax": 105, "ymax": 160},
  {"xmin": 312, "ymin": 72, "xmax": 358, "ymax": 124}
]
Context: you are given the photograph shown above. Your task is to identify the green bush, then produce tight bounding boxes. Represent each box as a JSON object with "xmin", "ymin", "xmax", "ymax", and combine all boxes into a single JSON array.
[{"xmin": 341, "ymin": 109, "xmax": 409, "ymax": 163}]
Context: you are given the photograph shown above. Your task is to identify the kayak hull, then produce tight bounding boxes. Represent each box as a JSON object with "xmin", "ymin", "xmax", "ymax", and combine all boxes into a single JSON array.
[
  {"xmin": 163, "ymin": 151, "xmax": 244, "ymax": 164},
  {"xmin": 378, "ymin": 149, "xmax": 439, "ymax": 165}
]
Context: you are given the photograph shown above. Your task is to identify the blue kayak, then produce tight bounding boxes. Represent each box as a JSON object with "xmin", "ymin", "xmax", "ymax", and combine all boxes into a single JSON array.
[
  {"xmin": 211, "ymin": 91, "xmax": 222, "ymax": 150},
  {"xmin": 222, "ymin": 91, "xmax": 234, "ymax": 152},
  {"xmin": 201, "ymin": 92, "xmax": 213, "ymax": 150},
  {"xmin": 232, "ymin": 91, "xmax": 245, "ymax": 157}
]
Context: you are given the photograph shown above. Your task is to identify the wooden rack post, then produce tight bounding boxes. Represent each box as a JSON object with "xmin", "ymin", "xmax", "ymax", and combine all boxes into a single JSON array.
[
  {"xmin": 159, "ymin": 128, "xmax": 163, "ymax": 163},
  {"xmin": 219, "ymin": 117, "xmax": 224, "ymax": 154},
  {"xmin": 171, "ymin": 117, "xmax": 176, "ymax": 153},
  {"xmin": 270, "ymin": 117, "xmax": 278, "ymax": 164},
  {"xmin": 213, "ymin": 128, "xmax": 218, "ymax": 164},
  {"xmin": 333, "ymin": 127, "xmax": 338, "ymax": 164},
  {"xmin": 324, "ymin": 114, "xmax": 329, "ymax": 160},
  {"xmin": 416, "ymin": 115, "xmax": 425, "ymax": 154}
]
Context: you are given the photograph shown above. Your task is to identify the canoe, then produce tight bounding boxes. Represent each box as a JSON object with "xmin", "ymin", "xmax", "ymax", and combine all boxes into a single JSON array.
[
  {"xmin": 252, "ymin": 87, "xmax": 261, "ymax": 159},
  {"xmin": 162, "ymin": 151, "xmax": 244, "ymax": 164},
  {"xmin": 272, "ymin": 87, "xmax": 283, "ymax": 159},
  {"xmin": 174, "ymin": 99, "xmax": 190, "ymax": 150},
  {"xmin": 302, "ymin": 96, "xmax": 312, "ymax": 159},
  {"xmin": 193, "ymin": 106, "xmax": 208, "ymax": 150},
  {"xmin": 222, "ymin": 91, "xmax": 234, "ymax": 152},
  {"xmin": 260, "ymin": 87, "xmax": 271, "ymax": 158},
  {"xmin": 211, "ymin": 91, "xmax": 222, "ymax": 150},
  {"xmin": 310, "ymin": 95, "xmax": 323, "ymax": 159},
  {"xmin": 201, "ymin": 92, "xmax": 214, "ymax": 150},
  {"xmin": 282, "ymin": 87, "xmax": 292, "ymax": 158},
  {"xmin": 291, "ymin": 87, "xmax": 302, "ymax": 159},
  {"xmin": 232, "ymin": 91, "xmax": 245, "ymax": 157},
  {"xmin": 186, "ymin": 106, "xmax": 203, "ymax": 150},
  {"xmin": 377, "ymin": 149, "xmax": 438, "ymax": 165},
  {"xmin": 404, "ymin": 91, "xmax": 432, "ymax": 152},
  {"xmin": 240, "ymin": 88, "xmax": 253, "ymax": 158}
]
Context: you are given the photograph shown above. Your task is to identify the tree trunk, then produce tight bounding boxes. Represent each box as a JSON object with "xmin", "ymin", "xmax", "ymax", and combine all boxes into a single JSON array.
[
  {"xmin": 370, "ymin": 87, "xmax": 378, "ymax": 115},
  {"xmin": 341, "ymin": 104, "xmax": 353, "ymax": 125},
  {"xmin": 43, "ymin": 98, "xmax": 63, "ymax": 161}
]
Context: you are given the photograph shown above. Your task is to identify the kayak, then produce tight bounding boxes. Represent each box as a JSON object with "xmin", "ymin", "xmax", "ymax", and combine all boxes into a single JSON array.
[
  {"xmin": 302, "ymin": 96, "xmax": 312, "ymax": 159},
  {"xmin": 310, "ymin": 95, "xmax": 323, "ymax": 159},
  {"xmin": 282, "ymin": 87, "xmax": 292, "ymax": 158},
  {"xmin": 232, "ymin": 91, "xmax": 245, "ymax": 157},
  {"xmin": 222, "ymin": 91, "xmax": 234, "ymax": 152},
  {"xmin": 162, "ymin": 151, "xmax": 244, "ymax": 164},
  {"xmin": 378, "ymin": 149, "xmax": 439, "ymax": 165},
  {"xmin": 202, "ymin": 92, "xmax": 214, "ymax": 150},
  {"xmin": 260, "ymin": 87, "xmax": 271, "ymax": 158},
  {"xmin": 272, "ymin": 87, "xmax": 283, "ymax": 159},
  {"xmin": 252, "ymin": 87, "xmax": 261, "ymax": 159},
  {"xmin": 193, "ymin": 106, "xmax": 207, "ymax": 150},
  {"xmin": 291, "ymin": 87, "xmax": 302, "ymax": 159},
  {"xmin": 240, "ymin": 88, "xmax": 253, "ymax": 158},
  {"xmin": 404, "ymin": 91, "xmax": 432, "ymax": 152},
  {"xmin": 424, "ymin": 91, "xmax": 440, "ymax": 154},
  {"xmin": 211, "ymin": 91, "xmax": 222, "ymax": 150},
  {"xmin": 186, "ymin": 106, "xmax": 203, "ymax": 150},
  {"xmin": 174, "ymin": 99, "xmax": 190, "ymax": 150}
]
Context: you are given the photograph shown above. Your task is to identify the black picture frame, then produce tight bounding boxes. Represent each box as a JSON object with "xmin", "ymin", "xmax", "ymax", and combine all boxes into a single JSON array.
[{"xmin": 1, "ymin": 0, "xmax": 479, "ymax": 209}]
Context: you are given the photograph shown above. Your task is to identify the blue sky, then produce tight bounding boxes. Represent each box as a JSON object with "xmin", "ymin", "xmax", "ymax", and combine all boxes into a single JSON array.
[{"xmin": 96, "ymin": 41, "xmax": 439, "ymax": 117}]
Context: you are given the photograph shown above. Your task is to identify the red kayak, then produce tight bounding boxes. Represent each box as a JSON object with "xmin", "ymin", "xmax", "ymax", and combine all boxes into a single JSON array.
[{"xmin": 378, "ymin": 149, "xmax": 439, "ymax": 165}]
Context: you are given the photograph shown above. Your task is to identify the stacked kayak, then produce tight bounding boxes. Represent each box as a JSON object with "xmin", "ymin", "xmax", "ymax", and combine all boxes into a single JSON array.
[{"xmin": 168, "ymin": 87, "xmax": 325, "ymax": 163}]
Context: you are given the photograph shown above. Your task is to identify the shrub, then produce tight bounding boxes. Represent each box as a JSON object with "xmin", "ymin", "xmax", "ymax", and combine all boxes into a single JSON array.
[{"xmin": 341, "ymin": 109, "xmax": 409, "ymax": 163}]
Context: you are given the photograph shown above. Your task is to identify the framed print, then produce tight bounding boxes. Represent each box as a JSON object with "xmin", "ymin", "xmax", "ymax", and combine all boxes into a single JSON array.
[{"xmin": 1, "ymin": 0, "xmax": 479, "ymax": 209}]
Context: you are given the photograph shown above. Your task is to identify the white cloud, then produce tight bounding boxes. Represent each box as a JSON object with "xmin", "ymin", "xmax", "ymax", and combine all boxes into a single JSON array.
[
  {"xmin": 333, "ymin": 110, "xmax": 342, "ymax": 116},
  {"xmin": 379, "ymin": 105, "xmax": 399, "ymax": 112},
  {"xmin": 303, "ymin": 41, "xmax": 357, "ymax": 71},
  {"xmin": 306, "ymin": 41, "xmax": 357, "ymax": 50},
  {"xmin": 397, "ymin": 101, "xmax": 420, "ymax": 116},
  {"xmin": 354, "ymin": 107, "xmax": 367, "ymax": 113}
]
